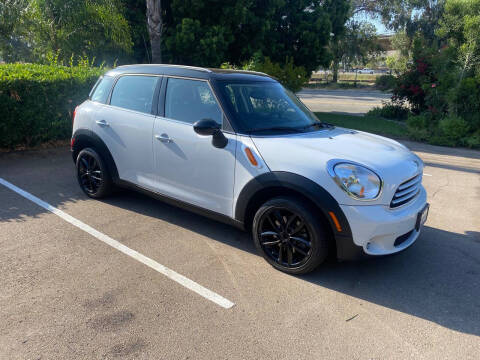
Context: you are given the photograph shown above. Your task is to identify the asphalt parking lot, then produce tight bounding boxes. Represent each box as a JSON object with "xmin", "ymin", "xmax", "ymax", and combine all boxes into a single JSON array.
[{"xmin": 1, "ymin": 141, "xmax": 479, "ymax": 359}]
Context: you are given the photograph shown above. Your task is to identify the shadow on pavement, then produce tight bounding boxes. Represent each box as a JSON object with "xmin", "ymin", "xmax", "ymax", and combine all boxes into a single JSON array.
[
  {"xmin": 303, "ymin": 226, "xmax": 480, "ymax": 337},
  {"xmin": 103, "ymin": 191, "xmax": 480, "ymax": 337},
  {"xmin": 402, "ymin": 140, "xmax": 480, "ymax": 161},
  {"xmin": 422, "ymin": 161, "xmax": 480, "ymax": 174}
]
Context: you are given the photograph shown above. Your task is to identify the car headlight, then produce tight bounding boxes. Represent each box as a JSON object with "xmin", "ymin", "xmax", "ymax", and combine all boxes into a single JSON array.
[{"xmin": 328, "ymin": 161, "xmax": 382, "ymax": 200}]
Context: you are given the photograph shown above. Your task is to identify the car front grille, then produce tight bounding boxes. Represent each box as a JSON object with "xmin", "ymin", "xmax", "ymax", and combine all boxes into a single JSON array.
[{"xmin": 390, "ymin": 173, "xmax": 422, "ymax": 208}]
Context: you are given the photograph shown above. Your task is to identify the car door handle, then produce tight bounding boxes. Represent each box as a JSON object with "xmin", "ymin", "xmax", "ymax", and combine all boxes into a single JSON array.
[
  {"xmin": 95, "ymin": 119, "xmax": 109, "ymax": 127},
  {"xmin": 155, "ymin": 134, "xmax": 173, "ymax": 143}
]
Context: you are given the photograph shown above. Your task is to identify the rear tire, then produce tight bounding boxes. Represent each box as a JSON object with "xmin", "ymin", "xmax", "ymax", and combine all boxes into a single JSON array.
[
  {"xmin": 252, "ymin": 197, "xmax": 329, "ymax": 274},
  {"xmin": 76, "ymin": 147, "xmax": 113, "ymax": 198}
]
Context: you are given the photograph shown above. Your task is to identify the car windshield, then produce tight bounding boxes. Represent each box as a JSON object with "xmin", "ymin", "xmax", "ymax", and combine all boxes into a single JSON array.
[{"xmin": 216, "ymin": 81, "xmax": 324, "ymax": 134}]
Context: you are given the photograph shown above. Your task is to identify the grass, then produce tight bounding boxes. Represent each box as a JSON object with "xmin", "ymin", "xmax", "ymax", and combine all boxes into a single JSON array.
[{"xmin": 314, "ymin": 112, "xmax": 408, "ymax": 139}]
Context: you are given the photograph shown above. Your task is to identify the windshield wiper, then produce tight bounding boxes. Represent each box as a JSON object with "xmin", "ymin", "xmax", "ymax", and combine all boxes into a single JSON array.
[
  {"xmin": 248, "ymin": 126, "xmax": 304, "ymax": 134},
  {"xmin": 301, "ymin": 122, "xmax": 335, "ymax": 130}
]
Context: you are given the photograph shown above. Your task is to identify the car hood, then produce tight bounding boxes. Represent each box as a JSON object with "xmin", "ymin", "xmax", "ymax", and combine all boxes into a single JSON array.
[{"xmin": 251, "ymin": 127, "xmax": 423, "ymax": 205}]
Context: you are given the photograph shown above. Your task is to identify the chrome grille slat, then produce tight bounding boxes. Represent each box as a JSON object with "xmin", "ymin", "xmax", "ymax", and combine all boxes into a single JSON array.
[
  {"xmin": 391, "ymin": 188, "xmax": 420, "ymax": 205},
  {"xmin": 397, "ymin": 175, "xmax": 421, "ymax": 191},
  {"xmin": 393, "ymin": 186, "xmax": 418, "ymax": 199},
  {"xmin": 390, "ymin": 173, "xmax": 422, "ymax": 208}
]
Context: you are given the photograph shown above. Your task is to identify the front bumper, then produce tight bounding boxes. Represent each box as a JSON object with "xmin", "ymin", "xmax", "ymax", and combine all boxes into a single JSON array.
[{"xmin": 339, "ymin": 186, "xmax": 427, "ymax": 257}]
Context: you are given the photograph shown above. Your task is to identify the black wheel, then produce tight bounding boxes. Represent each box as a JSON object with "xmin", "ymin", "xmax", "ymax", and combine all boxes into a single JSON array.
[
  {"xmin": 252, "ymin": 197, "xmax": 329, "ymax": 274},
  {"xmin": 76, "ymin": 148, "xmax": 113, "ymax": 198}
]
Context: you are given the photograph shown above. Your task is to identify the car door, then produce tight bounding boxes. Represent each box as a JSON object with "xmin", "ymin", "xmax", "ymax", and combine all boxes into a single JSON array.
[
  {"xmin": 94, "ymin": 74, "xmax": 160, "ymax": 190},
  {"xmin": 152, "ymin": 77, "xmax": 236, "ymax": 217}
]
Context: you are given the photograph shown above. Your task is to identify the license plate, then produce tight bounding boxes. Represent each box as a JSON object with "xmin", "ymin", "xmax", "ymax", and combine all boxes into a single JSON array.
[{"xmin": 415, "ymin": 204, "xmax": 429, "ymax": 231}]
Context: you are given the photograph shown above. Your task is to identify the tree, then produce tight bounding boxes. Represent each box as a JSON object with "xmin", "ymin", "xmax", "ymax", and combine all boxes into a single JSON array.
[
  {"xmin": 146, "ymin": 0, "xmax": 163, "ymax": 63},
  {"xmin": 1, "ymin": 0, "xmax": 133, "ymax": 65},
  {"xmin": 328, "ymin": 0, "xmax": 380, "ymax": 82},
  {"xmin": 162, "ymin": 0, "xmax": 281, "ymax": 67},
  {"xmin": 0, "ymin": 1, "xmax": 25, "ymax": 41},
  {"xmin": 340, "ymin": 21, "xmax": 380, "ymax": 71},
  {"xmin": 437, "ymin": 0, "xmax": 480, "ymax": 78},
  {"xmin": 121, "ymin": 0, "xmax": 150, "ymax": 63},
  {"xmin": 263, "ymin": 0, "xmax": 346, "ymax": 73},
  {"xmin": 0, "ymin": 0, "xmax": 31, "ymax": 61},
  {"xmin": 324, "ymin": 0, "xmax": 351, "ymax": 82},
  {"xmin": 160, "ymin": 0, "xmax": 349, "ymax": 73},
  {"xmin": 353, "ymin": 0, "xmax": 444, "ymax": 40}
]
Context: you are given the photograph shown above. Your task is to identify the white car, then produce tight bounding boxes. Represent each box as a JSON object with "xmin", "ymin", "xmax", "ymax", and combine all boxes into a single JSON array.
[
  {"xmin": 71, "ymin": 64, "xmax": 429, "ymax": 274},
  {"xmin": 357, "ymin": 68, "xmax": 374, "ymax": 74}
]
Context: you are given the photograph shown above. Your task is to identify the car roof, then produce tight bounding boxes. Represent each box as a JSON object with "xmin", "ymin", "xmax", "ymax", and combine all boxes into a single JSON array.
[{"xmin": 104, "ymin": 64, "xmax": 276, "ymax": 82}]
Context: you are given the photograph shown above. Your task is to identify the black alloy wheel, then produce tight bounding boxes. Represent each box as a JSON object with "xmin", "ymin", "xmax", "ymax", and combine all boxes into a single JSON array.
[
  {"xmin": 253, "ymin": 197, "xmax": 328, "ymax": 274},
  {"xmin": 258, "ymin": 207, "xmax": 312, "ymax": 268},
  {"xmin": 76, "ymin": 148, "xmax": 112, "ymax": 198},
  {"xmin": 78, "ymin": 153, "xmax": 103, "ymax": 194}
]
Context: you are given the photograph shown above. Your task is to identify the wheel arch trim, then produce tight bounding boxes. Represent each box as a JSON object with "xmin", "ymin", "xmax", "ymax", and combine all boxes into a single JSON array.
[
  {"xmin": 71, "ymin": 129, "xmax": 119, "ymax": 182},
  {"xmin": 235, "ymin": 172, "xmax": 360, "ymax": 260}
]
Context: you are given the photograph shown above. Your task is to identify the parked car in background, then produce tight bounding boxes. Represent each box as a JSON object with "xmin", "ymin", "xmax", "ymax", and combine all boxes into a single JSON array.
[
  {"xmin": 357, "ymin": 68, "xmax": 375, "ymax": 74},
  {"xmin": 71, "ymin": 64, "xmax": 428, "ymax": 274}
]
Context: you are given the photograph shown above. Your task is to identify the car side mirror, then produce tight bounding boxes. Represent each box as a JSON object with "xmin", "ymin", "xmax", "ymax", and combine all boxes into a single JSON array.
[{"xmin": 193, "ymin": 119, "xmax": 228, "ymax": 149}]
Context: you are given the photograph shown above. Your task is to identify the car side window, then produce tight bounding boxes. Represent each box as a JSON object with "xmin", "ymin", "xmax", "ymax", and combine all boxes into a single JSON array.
[
  {"xmin": 90, "ymin": 76, "xmax": 114, "ymax": 104},
  {"xmin": 165, "ymin": 78, "xmax": 222, "ymax": 125},
  {"xmin": 110, "ymin": 75, "xmax": 158, "ymax": 114}
]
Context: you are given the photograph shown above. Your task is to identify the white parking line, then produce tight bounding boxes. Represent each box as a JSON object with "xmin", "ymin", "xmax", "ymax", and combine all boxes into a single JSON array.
[
  {"xmin": 0, "ymin": 178, "xmax": 235, "ymax": 309},
  {"xmin": 424, "ymin": 173, "xmax": 433, "ymax": 177}
]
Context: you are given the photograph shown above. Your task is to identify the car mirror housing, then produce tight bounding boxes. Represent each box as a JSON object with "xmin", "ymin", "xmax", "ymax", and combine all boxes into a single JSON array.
[{"xmin": 193, "ymin": 119, "xmax": 228, "ymax": 148}]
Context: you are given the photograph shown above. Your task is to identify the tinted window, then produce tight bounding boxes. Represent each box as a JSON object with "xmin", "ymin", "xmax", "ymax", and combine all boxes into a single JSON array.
[
  {"xmin": 217, "ymin": 81, "xmax": 321, "ymax": 133},
  {"xmin": 110, "ymin": 75, "xmax": 158, "ymax": 114},
  {"xmin": 165, "ymin": 78, "xmax": 222, "ymax": 125},
  {"xmin": 90, "ymin": 76, "xmax": 114, "ymax": 104}
]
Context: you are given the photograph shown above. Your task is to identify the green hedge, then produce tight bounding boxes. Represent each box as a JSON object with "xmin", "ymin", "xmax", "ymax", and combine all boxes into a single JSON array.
[{"xmin": 0, "ymin": 63, "xmax": 105, "ymax": 149}]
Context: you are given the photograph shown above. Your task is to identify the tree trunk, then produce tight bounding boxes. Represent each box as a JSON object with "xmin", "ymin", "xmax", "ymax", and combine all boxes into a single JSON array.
[
  {"xmin": 146, "ymin": 0, "xmax": 163, "ymax": 63},
  {"xmin": 332, "ymin": 60, "xmax": 339, "ymax": 83}
]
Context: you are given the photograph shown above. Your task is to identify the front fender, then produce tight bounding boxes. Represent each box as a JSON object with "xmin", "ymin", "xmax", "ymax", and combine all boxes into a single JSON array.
[{"xmin": 235, "ymin": 171, "xmax": 360, "ymax": 260}]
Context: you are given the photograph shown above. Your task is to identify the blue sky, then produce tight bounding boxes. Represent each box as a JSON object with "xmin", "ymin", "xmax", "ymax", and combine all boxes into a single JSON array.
[{"xmin": 356, "ymin": 13, "xmax": 395, "ymax": 35}]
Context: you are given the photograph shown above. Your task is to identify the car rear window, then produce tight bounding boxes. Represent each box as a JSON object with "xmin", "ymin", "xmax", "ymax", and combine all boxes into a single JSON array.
[
  {"xmin": 90, "ymin": 76, "xmax": 114, "ymax": 104},
  {"xmin": 110, "ymin": 75, "xmax": 158, "ymax": 114}
]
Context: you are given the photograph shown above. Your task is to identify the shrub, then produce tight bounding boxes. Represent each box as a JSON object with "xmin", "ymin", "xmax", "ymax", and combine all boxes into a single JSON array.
[
  {"xmin": 391, "ymin": 33, "xmax": 480, "ymax": 147},
  {"xmin": 254, "ymin": 57, "xmax": 308, "ymax": 92},
  {"xmin": 222, "ymin": 55, "xmax": 309, "ymax": 92},
  {"xmin": 434, "ymin": 115, "xmax": 470, "ymax": 147},
  {"xmin": 375, "ymin": 74, "xmax": 396, "ymax": 91},
  {"xmin": 0, "ymin": 63, "xmax": 104, "ymax": 149},
  {"xmin": 367, "ymin": 102, "xmax": 410, "ymax": 120},
  {"xmin": 449, "ymin": 76, "xmax": 480, "ymax": 130},
  {"xmin": 465, "ymin": 131, "xmax": 480, "ymax": 149},
  {"xmin": 406, "ymin": 113, "xmax": 431, "ymax": 141}
]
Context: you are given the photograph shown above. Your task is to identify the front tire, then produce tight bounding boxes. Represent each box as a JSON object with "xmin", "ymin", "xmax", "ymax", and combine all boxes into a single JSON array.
[
  {"xmin": 252, "ymin": 197, "xmax": 329, "ymax": 274},
  {"xmin": 76, "ymin": 147, "xmax": 113, "ymax": 198}
]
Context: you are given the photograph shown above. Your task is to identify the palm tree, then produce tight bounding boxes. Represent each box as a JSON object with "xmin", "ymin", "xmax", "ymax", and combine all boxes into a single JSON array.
[{"xmin": 146, "ymin": 0, "xmax": 163, "ymax": 63}]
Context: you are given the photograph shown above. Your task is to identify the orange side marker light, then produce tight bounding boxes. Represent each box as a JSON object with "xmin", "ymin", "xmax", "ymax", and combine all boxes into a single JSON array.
[
  {"xmin": 328, "ymin": 211, "xmax": 342, "ymax": 232},
  {"xmin": 244, "ymin": 147, "xmax": 258, "ymax": 166}
]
